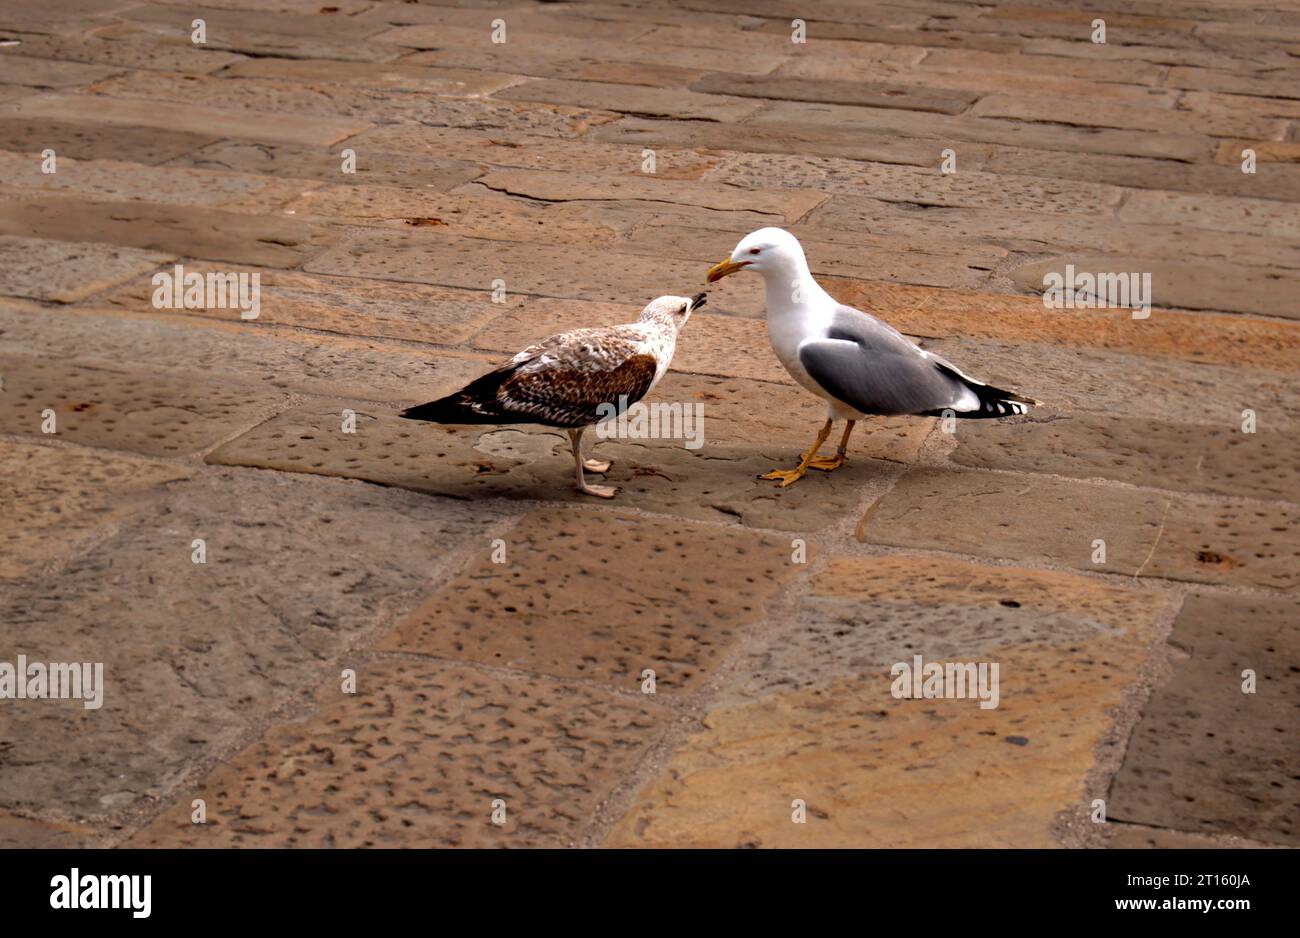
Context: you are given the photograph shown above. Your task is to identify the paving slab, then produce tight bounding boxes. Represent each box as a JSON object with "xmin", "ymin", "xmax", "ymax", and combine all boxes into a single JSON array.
[
  {"xmin": 1, "ymin": 90, "xmax": 370, "ymax": 145},
  {"xmin": 99, "ymin": 264, "xmax": 508, "ymax": 345},
  {"xmin": 0, "ymin": 353, "xmax": 279, "ymax": 457},
  {"xmin": 169, "ymin": 139, "xmax": 483, "ymax": 191},
  {"xmin": 0, "ymin": 303, "xmax": 497, "ymax": 400},
  {"xmin": 857, "ymin": 468, "xmax": 1299, "ymax": 591},
  {"xmin": 607, "ymin": 554, "xmax": 1167, "ymax": 847},
  {"xmin": 0, "ymin": 442, "xmax": 190, "ymax": 581},
  {"xmin": 0, "ymin": 29, "xmax": 245, "ymax": 74},
  {"xmin": 0, "ymin": 195, "xmax": 336, "ymax": 268},
  {"xmin": 0, "ymin": 116, "xmax": 214, "ymax": 165},
  {"xmin": 0, "ymin": 234, "xmax": 168, "ymax": 302},
  {"xmin": 1108, "ymin": 592, "xmax": 1300, "ymax": 845},
  {"xmin": 0, "ymin": 470, "xmax": 514, "ymax": 819},
  {"xmin": 205, "ymin": 399, "xmax": 886, "ymax": 531},
  {"xmin": 380, "ymin": 508, "xmax": 801, "ymax": 694},
  {"xmin": 129, "ymin": 657, "xmax": 671, "ymax": 847},
  {"xmin": 951, "ymin": 413, "xmax": 1300, "ymax": 502}
]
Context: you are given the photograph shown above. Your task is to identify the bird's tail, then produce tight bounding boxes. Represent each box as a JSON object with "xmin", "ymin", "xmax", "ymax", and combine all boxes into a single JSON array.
[
  {"xmin": 400, "ymin": 370, "xmax": 512, "ymax": 424},
  {"xmin": 949, "ymin": 382, "xmax": 1039, "ymax": 419}
]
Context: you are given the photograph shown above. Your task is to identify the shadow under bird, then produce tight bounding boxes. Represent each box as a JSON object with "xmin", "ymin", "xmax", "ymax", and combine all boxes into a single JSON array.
[
  {"xmin": 400, "ymin": 293, "xmax": 706, "ymax": 498},
  {"xmin": 707, "ymin": 227, "xmax": 1037, "ymax": 486}
]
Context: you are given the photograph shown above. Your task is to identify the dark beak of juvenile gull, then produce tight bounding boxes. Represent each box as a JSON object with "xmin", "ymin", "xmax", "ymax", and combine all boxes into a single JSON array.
[{"xmin": 706, "ymin": 258, "xmax": 751, "ymax": 282}]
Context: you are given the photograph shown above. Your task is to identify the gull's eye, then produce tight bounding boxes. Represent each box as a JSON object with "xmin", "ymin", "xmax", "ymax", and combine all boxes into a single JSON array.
[{"xmin": 749, "ymin": 248, "xmax": 761, "ymax": 255}]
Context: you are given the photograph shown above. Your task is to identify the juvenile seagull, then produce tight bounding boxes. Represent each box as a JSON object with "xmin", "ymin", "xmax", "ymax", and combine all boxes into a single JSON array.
[
  {"xmin": 707, "ymin": 228, "xmax": 1036, "ymax": 486},
  {"xmin": 400, "ymin": 293, "xmax": 706, "ymax": 498}
]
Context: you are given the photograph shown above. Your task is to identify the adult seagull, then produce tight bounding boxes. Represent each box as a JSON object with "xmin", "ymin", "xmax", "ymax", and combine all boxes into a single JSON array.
[{"xmin": 707, "ymin": 228, "xmax": 1036, "ymax": 487}]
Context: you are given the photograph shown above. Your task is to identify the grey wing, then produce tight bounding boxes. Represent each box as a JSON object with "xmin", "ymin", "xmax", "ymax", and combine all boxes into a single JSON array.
[{"xmin": 797, "ymin": 305, "xmax": 978, "ymax": 415}]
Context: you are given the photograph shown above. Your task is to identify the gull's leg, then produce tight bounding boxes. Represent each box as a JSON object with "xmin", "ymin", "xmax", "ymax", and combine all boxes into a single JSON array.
[
  {"xmin": 761, "ymin": 419, "xmax": 833, "ymax": 487},
  {"xmin": 569, "ymin": 428, "xmax": 618, "ymax": 498},
  {"xmin": 808, "ymin": 420, "xmax": 856, "ymax": 471}
]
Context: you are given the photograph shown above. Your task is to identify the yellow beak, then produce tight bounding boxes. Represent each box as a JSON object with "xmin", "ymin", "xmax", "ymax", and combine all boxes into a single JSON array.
[{"xmin": 706, "ymin": 258, "xmax": 751, "ymax": 283}]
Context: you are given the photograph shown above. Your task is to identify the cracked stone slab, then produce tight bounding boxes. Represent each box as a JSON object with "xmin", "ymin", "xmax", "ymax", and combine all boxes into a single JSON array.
[
  {"xmin": 0, "ymin": 55, "xmax": 124, "ymax": 89},
  {"xmin": 99, "ymin": 264, "xmax": 508, "ymax": 345},
  {"xmin": 380, "ymin": 508, "xmax": 802, "ymax": 694},
  {"xmin": 205, "ymin": 400, "xmax": 880, "ymax": 531},
  {"xmin": 606, "ymin": 554, "xmax": 1165, "ymax": 847},
  {"xmin": 129, "ymin": 657, "xmax": 672, "ymax": 847},
  {"xmin": 951, "ymin": 414, "xmax": 1300, "ymax": 502},
  {"xmin": 1107, "ymin": 592, "xmax": 1300, "ymax": 845},
  {"xmin": 858, "ymin": 468, "xmax": 1299, "ymax": 590},
  {"xmin": 0, "ymin": 811, "xmax": 97, "ymax": 848},
  {"xmin": 0, "ymin": 442, "xmax": 191, "ymax": 581},
  {"xmin": 469, "ymin": 168, "xmax": 826, "ymax": 225},
  {"xmin": 0, "ymin": 353, "xmax": 281, "ymax": 457},
  {"xmin": 286, "ymin": 186, "xmax": 623, "ymax": 245},
  {"xmin": 0, "ymin": 234, "xmax": 169, "ymax": 302},
  {"xmin": 223, "ymin": 58, "xmax": 520, "ymax": 97},
  {"xmin": 0, "ymin": 470, "xmax": 516, "ymax": 820}
]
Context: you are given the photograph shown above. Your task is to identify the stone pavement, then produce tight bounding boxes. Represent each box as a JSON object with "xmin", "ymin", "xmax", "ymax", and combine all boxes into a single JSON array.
[{"xmin": 0, "ymin": 0, "xmax": 1296, "ymax": 849}]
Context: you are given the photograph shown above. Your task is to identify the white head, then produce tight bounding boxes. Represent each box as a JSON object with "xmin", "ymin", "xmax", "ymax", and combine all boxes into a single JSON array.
[
  {"xmin": 637, "ymin": 292, "xmax": 707, "ymax": 332},
  {"xmin": 706, "ymin": 227, "xmax": 809, "ymax": 283}
]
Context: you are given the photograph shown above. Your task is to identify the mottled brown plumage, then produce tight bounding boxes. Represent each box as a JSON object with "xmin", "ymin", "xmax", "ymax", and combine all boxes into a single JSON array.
[{"xmin": 401, "ymin": 293, "xmax": 705, "ymax": 498}]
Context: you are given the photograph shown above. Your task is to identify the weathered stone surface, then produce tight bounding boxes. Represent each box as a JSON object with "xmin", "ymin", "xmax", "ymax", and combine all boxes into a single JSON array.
[
  {"xmin": 0, "ymin": 151, "xmax": 309, "ymax": 211},
  {"xmin": 691, "ymin": 72, "xmax": 978, "ymax": 114},
  {"xmin": 972, "ymin": 93, "xmax": 1287, "ymax": 139},
  {"xmin": 750, "ymin": 100, "xmax": 1209, "ymax": 162},
  {"xmin": 495, "ymin": 78, "xmax": 762, "ymax": 122},
  {"xmin": 469, "ymin": 168, "xmax": 826, "ymax": 223},
  {"xmin": 0, "ymin": 116, "xmax": 214, "ymax": 165},
  {"xmin": 206, "ymin": 400, "xmax": 884, "ymax": 531},
  {"xmin": 857, "ymin": 469, "xmax": 1299, "ymax": 590},
  {"xmin": 99, "ymin": 264, "xmax": 506, "ymax": 345},
  {"xmin": 1, "ymin": 92, "xmax": 371, "ymax": 146},
  {"xmin": 0, "ymin": 812, "xmax": 97, "ymax": 848},
  {"xmin": 1119, "ymin": 189, "xmax": 1300, "ymax": 240},
  {"xmin": 285, "ymin": 185, "xmax": 623, "ymax": 245},
  {"xmin": 170, "ymin": 139, "xmax": 483, "ymax": 191},
  {"xmin": 1008, "ymin": 255, "xmax": 1298, "ymax": 319},
  {"xmin": 0, "ymin": 29, "xmax": 245, "ymax": 74},
  {"xmin": 0, "ymin": 353, "xmax": 279, "ymax": 457},
  {"xmin": 0, "ymin": 303, "xmax": 497, "ymax": 400},
  {"xmin": 304, "ymin": 231, "xmax": 706, "ymax": 304},
  {"xmin": 346, "ymin": 123, "xmax": 725, "ymax": 179},
  {"xmin": 380, "ymin": 509, "xmax": 801, "ymax": 694},
  {"xmin": 1108, "ymin": 592, "xmax": 1300, "ymax": 845},
  {"xmin": 401, "ymin": 26, "xmax": 789, "ymax": 78},
  {"xmin": 607, "ymin": 554, "xmax": 1167, "ymax": 847},
  {"xmin": 0, "ymin": 234, "xmax": 167, "ymax": 302},
  {"xmin": 713, "ymin": 152, "xmax": 1123, "ymax": 215},
  {"xmin": 222, "ymin": 58, "xmax": 520, "ymax": 97},
  {"xmin": 1, "ymin": 470, "xmax": 514, "ymax": 819},
  {"xmin": 951, "ymin": 414, "xmax": 1299, "ymax": 502},
  {"xmin": 0, "ymin": 196, "xmax": 336, "ymax": 268},
  {"xmin": 0, "ymin": 55, "xmax": 123, "ymax": 89},
  {"xmin": 826, "ymin": 279, "xmax": 1300, "ymax": 372},
  {"xmin": 0, "ymin": 443, "xmax": 190, "ymax": 581},
  {"xmin": 96, "ymin": 19, "xmax": 402, "ymax": 63},
  {"xmin": 130, "ymin": 657, "xmax": 670, "ymax": 847}
]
